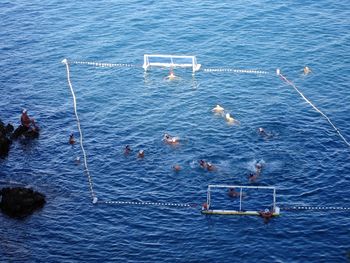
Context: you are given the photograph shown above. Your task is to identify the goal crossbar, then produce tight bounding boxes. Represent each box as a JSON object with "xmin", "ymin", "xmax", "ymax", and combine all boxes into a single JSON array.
[
  {"xmin": 143, "ymin": 54, "xmax": 201, "ymax": 73},
  {"xmin": 202, "ymin": 184, "xmax": 280, "ymax": 216}
]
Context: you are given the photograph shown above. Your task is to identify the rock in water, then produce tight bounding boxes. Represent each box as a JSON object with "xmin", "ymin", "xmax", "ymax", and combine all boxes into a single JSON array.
[
  {"xmin": 0, "ymin": 120, "xmax": 13, "ymax": 157},
  {"xmin": 0, "ymin": 187, "xmax": 46, "ymax": 218},
  {"xmin": 0, "ymin": 135, "xmax": 12, "ymax": 157}
]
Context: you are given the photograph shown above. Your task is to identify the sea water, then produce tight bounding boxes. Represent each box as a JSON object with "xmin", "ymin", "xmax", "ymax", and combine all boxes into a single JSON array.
[{"xmin": 1, "ymin": 1, "xmax": 350, "ymax": 262}]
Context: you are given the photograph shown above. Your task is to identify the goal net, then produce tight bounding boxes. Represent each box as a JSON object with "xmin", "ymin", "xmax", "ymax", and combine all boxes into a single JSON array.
[
  {"xmin": 203, "ymin": 185, "xmax": 279, "ymax": 215},
  {"xmin": 142, "ymin": 54, "xmax": 201, "ymax": 73}
]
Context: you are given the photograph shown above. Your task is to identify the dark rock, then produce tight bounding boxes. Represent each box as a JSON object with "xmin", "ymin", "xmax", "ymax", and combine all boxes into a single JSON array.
[
  {"xmin": 0, "ymin": 187, "xmax": 46, "ymax": 218},
  {"xmin": 11, "ymin": 125, "xmax": 28, "ymax": 139},
  {"xmin": 24, "ymin": 127, "xmax": 40, "ymax": 139},
  {"xmin": 12, "ymin": 125, "xmax": 39, "ymax": 140},
  {"xmin": 5, "ymin": 123, "xmax": 14, "ymax": 135},
  {"xmin": 0, "ymin": 135, "xmax": 12, "ymax": 157},
  {"xmin": 0, "ymin": 119, "xmax": 14, "ymax": 157},
  {"xmin": 0, "ymin": 119, "xmax": 4, "ymax": 130}
]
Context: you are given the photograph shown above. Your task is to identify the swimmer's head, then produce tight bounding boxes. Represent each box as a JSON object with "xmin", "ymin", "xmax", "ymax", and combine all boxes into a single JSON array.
[
  {"xmin": 173, "ymin": 164, "xmax": 181, "ymax": 171},
  {"xmin": 264, "ymin": 208, "xmax": 269, "ymax": 213},
  {"xmin": 303, "ymin": 66, "xmax": 311, "ymax": 74},
  {"xmin": 259, "ymin": 127, "xmax": 264, "ymax": 132},
  {"xmin": 22, "ymin": 109, "xmax": 27, "ymax": 114}
]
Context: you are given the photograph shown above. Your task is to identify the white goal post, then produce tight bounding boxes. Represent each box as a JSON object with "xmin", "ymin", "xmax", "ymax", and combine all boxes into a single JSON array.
[
  {"xmin": 202, "ymin": 184, "xmax": 280, "ymax": 216},
  {"xmin": 142, "ymin": 54, "xmax": 201, "ymax": 73}
]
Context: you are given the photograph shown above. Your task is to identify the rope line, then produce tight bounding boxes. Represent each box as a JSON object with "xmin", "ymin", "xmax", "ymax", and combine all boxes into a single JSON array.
[
  {"xmin": 62, "ymin": 59, "xmax": 97, "ymax": 203},
  {"xmin": 101, "ymin": 200, "xmax": 195, "ymax": 208},
  {"xmin": 203, "ymin": 68, "xmax": 269, "ymax": 74},
  {"xmin": 278, "ymin": 72, "xmax": 350, "ymax": 148},
  {"xmin": 280, "ymin": 205, "xmax": 350, "ymax": 211},
  {"xmin": 72, "ymin": 60, "xmax": 137, "ymax": 68},
  {"xmin": 71, "ymin": 60, "xmax": 269, "ymax": 75}
]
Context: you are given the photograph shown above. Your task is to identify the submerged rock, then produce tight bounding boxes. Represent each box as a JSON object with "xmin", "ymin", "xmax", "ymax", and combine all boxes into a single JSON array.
[
  {"xmin": 12, "ymin": 125, "xmax": 40, "ymax": 140},
  {"xmin": 0, "ymin": 116, "xmax": 40, "ymax": 157},
  {"xmin": 0, "ymin": 133, "xmax": 12, "ymax": 157},
  {"xmin": 0, "ymin": 120, "xmax": 13, "ymax": 157},
  {"xmin": 0, "ymin": 187, "xmax": 46, "ymax": 218}
]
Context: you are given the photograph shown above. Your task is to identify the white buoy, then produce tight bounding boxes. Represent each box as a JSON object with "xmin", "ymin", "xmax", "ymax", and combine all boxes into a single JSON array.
[
  {"xmin": 276, "ymin": 68, "xmax": 280, "ymax": 75},
  {"xmin": 92, "ymin": 197, "xmax": 98, "ymax": 204},
  {"xmin": 61, "ymin": 58, "xmax": 68, "ymax": 64}
]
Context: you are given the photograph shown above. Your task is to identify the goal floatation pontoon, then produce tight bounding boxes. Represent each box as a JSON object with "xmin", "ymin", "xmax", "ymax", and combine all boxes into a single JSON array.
[
  {"xmin": 142, "ymin": 54, "xmax": 201, "ymax": 73},
  {"xmin": 201, "ymin": 185, "xmax": 280, "ymax": 216}
]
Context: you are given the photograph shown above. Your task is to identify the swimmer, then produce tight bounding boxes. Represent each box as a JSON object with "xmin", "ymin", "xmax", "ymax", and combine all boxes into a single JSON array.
[
  {"xmin": 21, "ymin": 109, "xmax": 35, "ymax": 129},
  {"xmin": 165, "ymin": 69, "xmax": 177, "ymax": 80},
  {"xmin": 163, "ymin": 133, "xmax": 180, "ymax": 144},
  {"xmin": 206, "ymin": 162, "xmax": 216, "ymax": 171},
  {"xmin": 303, "ymin": 66, "xmax": 312, "ymax": 75},
  {"xmin": 258, "ymin": 127, "xmax": 267, "ymax": 136},
  {"xmin": 255, "ymin": 162, "xmax": 263, "ymax": 175},
  {"xmin": 124, "ymin": 145, "xmax": 132, "ymax": 155},
  {"xmin": 202, "ymin": 202, "xmax": 208, "ymax": 211},
  {"xmin": 69, "ymin": 133, "xmax": 75, "ymax": 145},
  {"xmin": 228, "ymin": 188, "xmax": 240, "ymax": 198},
  {"xmin": 248, "ymin": 172, "xmax": 258, "ymax": 182},
  {"xmin": 212, "ymin": 104, "xmax": 225, "ymax": 114},
  {"xmin": 198, "ymin": 160, "xmax": 215, "ymax": 171},
  {"xmin": 225, "ymin": 113, "xmax": 235, "ymax": 124},
  {"xmin": 137, "ymin": 150, "xmax": 145, "ymax": 158},
  {"xmin": 75, "ymin": 156, "xmax": 80, "ymax": 164},
  {"xmin": 173, "ymin": 164, "xmax": 181, "ymax": 172},
  {"xmin": 199, "ymin": 159, "xmax": 207, "ymax": 169},
  {"xmin": 258, "ymin": 127, "xmax": 274, "ymax": 139},
  {"xmin": 259, "ymin": 208, "xmax": 273, "ymax": 224}
]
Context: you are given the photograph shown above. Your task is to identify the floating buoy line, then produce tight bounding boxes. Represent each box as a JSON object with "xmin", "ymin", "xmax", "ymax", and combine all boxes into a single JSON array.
[{"xmin": 62, "ymin": 56, "xmax": 350, "ymax": 216}]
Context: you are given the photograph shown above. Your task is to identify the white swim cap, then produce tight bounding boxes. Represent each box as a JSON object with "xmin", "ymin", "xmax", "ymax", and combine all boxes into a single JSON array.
[{"xmin": 22, "ymin": 109, "xmax": 27, "ymax": 114}]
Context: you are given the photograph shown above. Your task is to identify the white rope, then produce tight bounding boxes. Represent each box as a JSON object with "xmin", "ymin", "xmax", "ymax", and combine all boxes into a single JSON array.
[
  {"xmin": 281, "ymin": 205, "xmax": 350, "ymax": 211},
  {"xmin": 62, "ymin": 59, "xmax": 97, "ymax": 203},
  {"xmin": 72, "ymin": 60, "xmax": 136, "ymax": 68},
  {"xmin": 101, "ymin": 200, "xmax": 193, "ymax": 208},
  {"xmin": 203, "ymin": 68, "xmax": 269, "ymax": 75},
  {"xmin": 71, "ymin": 60, "xmax": 270, "ymax": 75},
  {"xmin": 278, "ymin": 71, "xmax": 350, "ymax": 148}
]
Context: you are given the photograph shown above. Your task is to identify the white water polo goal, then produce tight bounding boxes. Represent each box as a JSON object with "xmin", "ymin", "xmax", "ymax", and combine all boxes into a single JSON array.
[
  {"xmin": 202, "ymin": 185, "xmax": 280, "ymax": 216},
  {"xmin": 142, "ymin": 54, "xmax": 201, "ymax": 73}
]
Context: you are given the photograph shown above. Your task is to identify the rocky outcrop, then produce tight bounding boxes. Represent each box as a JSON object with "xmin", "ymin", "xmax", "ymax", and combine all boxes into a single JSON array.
[
  {"xmin": 0, "ymin": 187, "xmax": 46, "ymax": 218},
  {"xmin": 0, "ymin": 119, "xmax": 13, "ymax": 157},
  {"xmin": 12, "ymin": 125, "xmax": 40, "ymax": 140},
  {"xmin": 0, "ymin": 118, "xmax": 40, "ymax": 157}
]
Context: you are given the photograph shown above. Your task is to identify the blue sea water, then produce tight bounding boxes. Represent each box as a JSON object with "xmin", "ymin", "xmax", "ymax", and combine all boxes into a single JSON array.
[{"xmin": 1, "ymin": 0, "xmax": 350, "ymax": 262}]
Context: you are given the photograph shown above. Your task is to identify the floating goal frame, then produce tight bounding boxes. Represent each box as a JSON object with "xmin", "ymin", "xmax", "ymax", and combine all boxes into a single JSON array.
[
  {"xmin": 202, "ymin": 184, "xmax": 280, "ymax": 216},
  {"xmin": 142, "ymin": 54, "xmax": 201, "ymax": 73}
]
